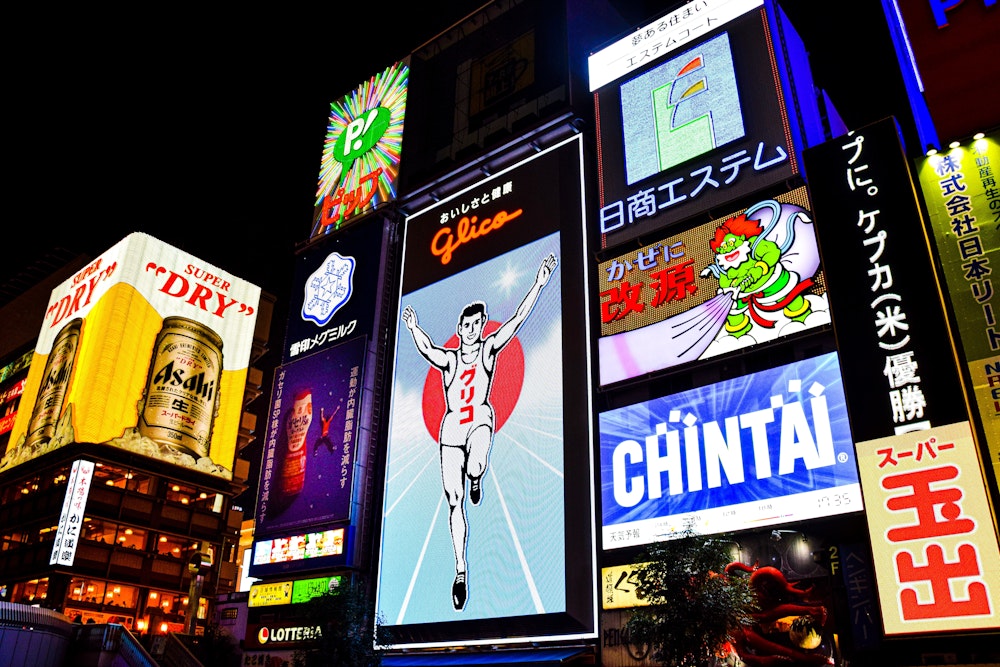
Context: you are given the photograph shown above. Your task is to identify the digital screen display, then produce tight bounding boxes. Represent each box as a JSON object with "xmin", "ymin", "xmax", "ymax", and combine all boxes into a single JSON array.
[
  {"xmin": 620, "ymin": 31, "xmax": 745, "ymax": 185},
  {"xmin": 0, "ymin": 234, "xmax": 260, "ymax": 479},
  {"xmin": 252, "ymin": 528, "xmax": 345, "ymax": 565},
  {"xmin": 803, "ymin": 118, "xmax": 967, "ymax": 443},
  {"xmin": 376, "ymin": 136, "xmax": 595, "ymax": 647},
  {"xmin": 600, "ymin": 352, "xmax": 861, "ymax": 548},
  {"xmin": 598, "ymin": 187, "xmax": 828, "ymax": 385},
  {"xmin": 594, "ymin": 8, "xmax": 797, "ymax": 248},
  {"xmin": 255, "ymin": 336, "xmax": 366, "ymax": 535}
]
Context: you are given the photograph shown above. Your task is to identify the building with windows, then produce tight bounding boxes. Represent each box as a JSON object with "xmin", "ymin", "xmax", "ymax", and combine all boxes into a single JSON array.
[{"xmin": 0, "ymin": 245, "xmax": 274, "ymax": 637}]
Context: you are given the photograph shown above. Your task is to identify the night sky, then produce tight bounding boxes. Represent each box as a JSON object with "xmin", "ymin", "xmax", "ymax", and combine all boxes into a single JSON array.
[
  {"xmin": 6, "ymin": 1, "xmax": 912, "ymax": 296},
  {"xmin": 6, "ymin": 1, "xmax": 919, "ymax": 509}
]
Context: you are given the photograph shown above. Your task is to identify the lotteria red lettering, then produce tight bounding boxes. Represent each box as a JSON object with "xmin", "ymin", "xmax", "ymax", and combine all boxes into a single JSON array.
[{"xmin": 430, "ymin": 209, "xmax": 523, "ymax": 265}]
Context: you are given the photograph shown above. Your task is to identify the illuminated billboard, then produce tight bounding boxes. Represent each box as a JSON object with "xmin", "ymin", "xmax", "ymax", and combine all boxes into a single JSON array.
[
  {"xmin": 598, "ymin": 187, "xmax": 828, "ymax": 385},
  {"xmin": 600, "ymin": 352, "xmax": 860, "ymax": 549},
  {"xmin": 284, "ymin": 217, "xmax": 391, "ymax": 363},
  {"xmin": 916, "ymin": 133, "xmax": 999, "ymax": 480},
  {"xmin": 593, "ymin": 6, "xmax": 798, "ymax": 248},
  {"xmin": 50, "ymin": 459, "xmax": 94, "ymax": 566},
  {"xmin": 255, "ymin": 336, "xmax": 366, "ymax": 535},
  {"xmin": 250, "ymin": 526, "xmax": 348, "ymax": 578},
  {"xmin": 311, "ymin": 60, "xmax": 409, "ymax": 238},
  {"xmin": 803, "ymin": 118, "xmax": 967, "ymax": 443},
  {"xmin": 0, "ymin": 233, "xmax": 260, "ymax": 479},
  {"xmin": 856, "ymin": 421, "xmax": 1000, "ymax": 635},
  {"xmin": 377, "ymin": 136, "xmax": 595, "ymax": 647}
]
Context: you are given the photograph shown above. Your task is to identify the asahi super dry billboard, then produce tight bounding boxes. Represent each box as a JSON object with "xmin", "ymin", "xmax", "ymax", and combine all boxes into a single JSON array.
[{"xmin": 0, "ymin": 233, "xmax": 260, "ymax": 479}]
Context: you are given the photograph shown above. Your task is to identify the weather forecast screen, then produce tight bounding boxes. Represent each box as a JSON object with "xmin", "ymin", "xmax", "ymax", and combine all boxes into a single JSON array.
[{"xmin": 377, "ymin": 136, "xmax": 595, "ymax": 647}]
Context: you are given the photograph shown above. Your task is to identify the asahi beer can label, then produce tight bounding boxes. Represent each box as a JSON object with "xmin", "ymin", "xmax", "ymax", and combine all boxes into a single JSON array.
[
  {"xmin": 138, "ymin": 317, "xmax": 223, "ymax": 459},
  {"xmin": 24, "ymin": 318, "xmax": 82, "ymax": 450}
]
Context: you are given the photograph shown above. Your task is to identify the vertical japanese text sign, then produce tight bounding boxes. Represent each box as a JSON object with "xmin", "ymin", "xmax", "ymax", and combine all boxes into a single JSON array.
[
  {"xmin": 916, "ymin": 132, "xmax": 999, "ymax": 484},
  {"xmin": 50, "ymin": 459, "xmax": 94, "ymax": 566},
  {"xmin": 856, "ymin": 422, "xmax": 1000, "ymax": 634},
  {"xmin": 802, "ymin": 118, "xmax": 967, "ymax": 442}
]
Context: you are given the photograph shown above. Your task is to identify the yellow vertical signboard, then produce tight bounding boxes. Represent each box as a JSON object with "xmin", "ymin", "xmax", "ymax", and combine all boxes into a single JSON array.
[{"xmin": 917, "ymin": 133, "xmax": 1000, "ymax": 482}]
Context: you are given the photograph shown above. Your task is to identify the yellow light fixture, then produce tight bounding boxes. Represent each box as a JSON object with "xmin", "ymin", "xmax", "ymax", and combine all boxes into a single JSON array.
[
  {"xmin": 949, "ymin": 140, "xmax": 960, "ymax": 149},
  {"xmin": 973, "ymin": 132, "xmax": 985, "ymax": 140}
]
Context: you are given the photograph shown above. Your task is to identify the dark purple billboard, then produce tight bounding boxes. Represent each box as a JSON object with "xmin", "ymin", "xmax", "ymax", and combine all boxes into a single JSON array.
[{"xmin": 256, "ymin": 336, "xmax": 367, "ymax": 536}]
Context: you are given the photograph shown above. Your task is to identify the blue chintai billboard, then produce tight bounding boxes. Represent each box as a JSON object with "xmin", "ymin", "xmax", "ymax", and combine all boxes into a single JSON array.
[{"xmin": 600, "ymin": 352, "xmax": 861, "ymax": 548}]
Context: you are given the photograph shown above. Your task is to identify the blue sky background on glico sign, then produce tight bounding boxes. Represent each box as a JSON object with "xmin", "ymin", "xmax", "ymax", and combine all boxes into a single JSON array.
[
  {"xmin": 600, "ymin": 352, "xmax": 861, "ymax": 549},
  {"xmin": 594, "ymin": 7, "xmax": 797, "ymax": 249}
]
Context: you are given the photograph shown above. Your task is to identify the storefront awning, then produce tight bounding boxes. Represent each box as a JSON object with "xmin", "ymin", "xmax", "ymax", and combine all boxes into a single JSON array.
[{"xmin": 382, "ymin": 647, "xmax": 588, "ymax": 666}]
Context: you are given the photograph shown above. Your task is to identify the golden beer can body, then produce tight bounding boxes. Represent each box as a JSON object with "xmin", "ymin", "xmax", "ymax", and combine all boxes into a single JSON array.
[
  {"xmin": 137, "ymin": 317, "xmax": 223, "ymax": 460},
  {"xmin": 24, "ymin": 318, "xmax": 83, "ymax": 450}
]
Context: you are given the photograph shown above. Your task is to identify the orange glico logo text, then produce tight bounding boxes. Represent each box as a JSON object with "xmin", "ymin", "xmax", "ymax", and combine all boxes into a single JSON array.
[{"xmin": 430, "ymin": 209, "xmax": 523, "ymax": 265}]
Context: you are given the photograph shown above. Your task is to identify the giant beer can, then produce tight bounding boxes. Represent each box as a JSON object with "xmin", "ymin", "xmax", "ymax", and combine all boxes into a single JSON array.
[
  {"xmin": 24, "ymin": 318, "xmax": 83, "ymax": 450},
  {"xmin": 137, "ymin": 317, "xmax": 223, "ymax": 460}
]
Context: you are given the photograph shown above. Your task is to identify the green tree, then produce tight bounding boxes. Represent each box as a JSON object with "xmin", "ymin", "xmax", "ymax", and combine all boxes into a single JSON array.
[
  {"xmin": 292, "ymin": 578, "xmax": 392, "ymax": 667},
  {"xmin": 625, "ymin": 526, "xmax": 757, "ymax": 667},
  {"xmin": 190, "ymin": 622, "xmax": 240, "ymax": 667}
]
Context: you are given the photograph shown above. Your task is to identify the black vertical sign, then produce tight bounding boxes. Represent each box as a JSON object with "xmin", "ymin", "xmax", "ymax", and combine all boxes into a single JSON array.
[{"xmin": 803, "ymin": 118, "xmax": 965, "ymax": 442}]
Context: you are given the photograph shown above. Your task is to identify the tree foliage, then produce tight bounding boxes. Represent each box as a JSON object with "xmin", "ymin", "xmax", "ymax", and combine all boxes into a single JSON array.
[
  {"xmin": 625, "ymin": 526, "xmax": 758, "ymax": 667},
  {"xmin": 292, "ymin": 578, "xmax": 392, "ymax": 667}
]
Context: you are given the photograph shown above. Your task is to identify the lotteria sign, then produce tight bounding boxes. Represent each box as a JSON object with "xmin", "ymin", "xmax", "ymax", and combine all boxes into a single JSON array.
[
  {"xmin": 600, "ymin": 352, "xmax": 861, "ymax": 548},
  {"xmin": 246, "ymin": 623, "xmax": 322, "ymax": 649}
]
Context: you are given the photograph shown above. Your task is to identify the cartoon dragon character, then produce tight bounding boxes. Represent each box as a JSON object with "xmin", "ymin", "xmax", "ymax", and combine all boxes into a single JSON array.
[
  {"xmin": 725, "ymin": 562, "xmax": 832, "ymax": 666},
  {"xmin": 702, "ymin": 200, "xmax": 819, "ymax": 339}
]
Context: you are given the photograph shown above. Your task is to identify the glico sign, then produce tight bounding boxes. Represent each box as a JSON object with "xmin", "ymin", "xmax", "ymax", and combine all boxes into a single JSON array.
[{"xmin": 377, "ymin": 136, "xmax": 596, "ymax": 647}]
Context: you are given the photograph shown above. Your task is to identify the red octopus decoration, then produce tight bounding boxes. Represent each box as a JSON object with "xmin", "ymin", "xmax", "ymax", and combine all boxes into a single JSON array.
[{"xmin": 724, "ymin": 562, "xmax": 833, "ymax": 666}]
